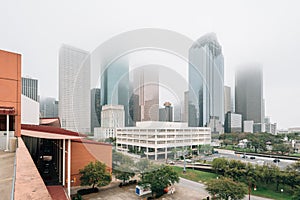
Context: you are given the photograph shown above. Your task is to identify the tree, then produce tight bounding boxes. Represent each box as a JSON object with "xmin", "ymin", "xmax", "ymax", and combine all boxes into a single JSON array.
[
  {"xmin": 139, "ymin": 165, "xmax": 179, "ymax": 197},
  {"xmin": 212, "ymin": 158, "xmax": 228, "ymax": 175},
  {"xmin": 114, "ymin": 164, "xmax": 135, "ymax": 183},
  {"xmin": 206, "ymin": 177, "xmax": 247, "ymax": 200},
  {"xmin": 79, "ymin": 161, "xmax": 111, "ymax": 188},
  {"xmin": 272, "ymin": 143, "xmax": 291, "ymax": 155},
  {"xmin": 112, "ymin": 150, "xmax": 134, "ymax": 169}
]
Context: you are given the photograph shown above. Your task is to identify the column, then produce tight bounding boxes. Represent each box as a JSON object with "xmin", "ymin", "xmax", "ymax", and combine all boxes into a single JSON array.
[
  {"xmin": 63, "ymin": 139, "xmax": 65, "ymax": 186},
  {"xmin": 5, "ymin": 114, "xmax": 9, "ymax": 151},
  {"xmin": 165, "ymin": 147, "xmax": 168, "ymax": 160},
  {"xmin": 67, "ymin": 139, "xmax": 71, "ymax": 198}
]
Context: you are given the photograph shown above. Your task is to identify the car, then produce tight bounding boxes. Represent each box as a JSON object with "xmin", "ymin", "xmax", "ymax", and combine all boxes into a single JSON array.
[
  {"xmin": 273, "ymin": 158, "xmax": 280, "ymax": 163},
  {"xmin": 250, "ymin": 156, "xmax": 256, "ymax": 159},
  {"xmin": 168, "ymin": 161, "xmax": 175, "ymax": 165},
  {"xmin": 242, "ymin": 155, "xmax": 248, "ymax": 158}
]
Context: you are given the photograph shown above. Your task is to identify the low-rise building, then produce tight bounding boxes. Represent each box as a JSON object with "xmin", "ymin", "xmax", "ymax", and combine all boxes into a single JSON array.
[
  {"xmin": 243, "ymin": 120, "xmax": 254, "ymax": 133},
  {"xmin": 224, "ymin": 112, "xmax": 242, "ymax": 133},
  {"xmin": 116, "ymin": 121, "xmax": 211, "ymax": 160},
  {"xmin": 253, "ymin": 123, "xmax": 266, "ymax": 133},
  {"xmin": 288, "ymin": 127, "xmax": 300, "ymax": 133}
]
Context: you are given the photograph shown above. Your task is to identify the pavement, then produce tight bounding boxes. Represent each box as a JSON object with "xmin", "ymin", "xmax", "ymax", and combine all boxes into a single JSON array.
[
  {"xmin": 0, "ymin": 150, "xmax": 15, "ymax": 200},
  {"xmin": 80, "ymin": 177, "xmax": 274, "ymax": 200}
]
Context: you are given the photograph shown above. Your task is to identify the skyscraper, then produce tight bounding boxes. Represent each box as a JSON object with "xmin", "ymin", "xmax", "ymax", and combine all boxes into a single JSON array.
[
  {"xmin": 59, "ymin": 44, "xmax": 91, "ymax": 133},
  {"xmin": 224, "ymin": 86, "xmax": 231, "ymax": 114},
  {"xmin": 100, "ymin": 57, "xmax": 130, "ymax": 126},
  {"xmin": 40, "ymin": 97, "xmax": 58, "ymax": 118},
  {"xmin": 159, "ymin": 102, "xmax": 173, "ymax": 122},
  {"xmin": 133, "ymin": 65, "xmax": 159, "ymax": 122},
  {"xmin": 188, "ymin": 33, "xmax": 224, "ymax": 127},
  {"xmin": 235, "ymin": 64, "xmax": 263, "ymax": 123},
  {"xmin": 183, "ymin": 91, "xmax": 189, "ymax": 122},
  {"xmin": 22, "ymin": 77, "xmax": 38, "ymax": 102},
  {"xmin": 91, "ymin": 88, "xmax": 101, "ymax": 133}
]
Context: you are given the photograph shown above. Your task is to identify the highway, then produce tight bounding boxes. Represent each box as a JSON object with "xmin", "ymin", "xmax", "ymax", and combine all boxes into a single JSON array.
[{"xmin": 209, "ymin": 152, "xmax": 297, "ymax": 169}]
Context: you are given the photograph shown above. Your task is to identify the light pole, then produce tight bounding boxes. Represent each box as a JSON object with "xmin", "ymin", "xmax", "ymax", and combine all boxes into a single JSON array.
[{"xmin": 248, "ymin": 181, "xmax": 251, "ymax": 200}]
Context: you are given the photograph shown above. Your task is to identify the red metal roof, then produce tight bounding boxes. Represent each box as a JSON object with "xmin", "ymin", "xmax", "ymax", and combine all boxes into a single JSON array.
[
  {"xmin": 21, "ymin": 124, "xmax": 87, "ymax": 137},
  {"xmin": 0, "ymin": 106, "xmax": 15, "ymax": 115},
  {"xmin": 72, "ymin": 138, "xmax": 112, "ymax": 146}
]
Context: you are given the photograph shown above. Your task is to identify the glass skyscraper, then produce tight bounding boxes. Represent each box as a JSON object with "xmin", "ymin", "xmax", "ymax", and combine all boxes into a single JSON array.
[
  {"xmin": 100, "ymin": 58, "xmax": 131, "ymax": 126},
  {"xmin": 188, "ymin": 33, "xmax": 224, "ymax": 127}
]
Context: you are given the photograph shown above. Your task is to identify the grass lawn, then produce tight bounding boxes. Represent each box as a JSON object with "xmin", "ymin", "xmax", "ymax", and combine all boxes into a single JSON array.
[
  {"xmin": 172, "ymin": 166, "xmax": 217, "ymax": 183},
  {"xmin": 252, "ymin": 184, "xmax": 293, "ymax": 200},
  {"xmin": 172, "ymin": 166, "xmax": 294, "ymax": 200}
]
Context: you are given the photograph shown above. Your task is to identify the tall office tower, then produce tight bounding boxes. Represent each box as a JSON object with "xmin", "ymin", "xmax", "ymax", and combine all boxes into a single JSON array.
[
  {"xmin": 40, "ymin": 97, "xmax": 59, "ymax": 118},
  {"xmin": 188, "ymin": 33, "xmax": 224, "ymax": 127},
  {"xmin": 183, "ymin": 91, "xmax": 189, "ymax": 122},
  {"xmin": 22, "ymin": 77, "xmax": 38, "ymax": 102},
  {"xmin": 91, "ymin": 88, "xmax": 101, "ymax": 133},
  {"xmin": 159, "ymin": 102, "xmax": 173, "ymax": 122},
  {"xmin": 129, "ymin": 93, "xmax": 141, "ymax": 125},
  {"xmin": 235, "ymin": 64, "xmax": 263, "ymax": 123},
  {"xmin": 59, "ymin": 44, "xmax": 91, "ymax": 133},
  {"xmin": 224, "ymin": 86, "xmax": 231, "ymax": 114},
  {"xmin": 133, "ymin": 65, "xmax": 159, "ymax": 122},
  {"xmin": 173, "ymin": 104, "xmax": 181, "ymax": 122},
  {"xmin": 101, "ymin": 58, "xmax": 130, "ymax": 126}
]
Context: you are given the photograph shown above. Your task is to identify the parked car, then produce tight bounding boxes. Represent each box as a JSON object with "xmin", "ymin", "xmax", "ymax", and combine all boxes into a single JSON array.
[
  {"xmin": 168, "ymin": 161, "xmax": 175, "ymax": 165},
  {"xmin": 242, "ymin": 155, "xmax": 248, "ymax": 158},
  {"xmin": 250, "ymin": 156, "xmax": 256, "ymax": 159}
]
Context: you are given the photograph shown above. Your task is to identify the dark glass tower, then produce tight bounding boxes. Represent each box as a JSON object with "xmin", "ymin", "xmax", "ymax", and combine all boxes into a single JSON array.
[{"xmin": 235, "ymin": 64, "xmax": 264, "ymax": 123}]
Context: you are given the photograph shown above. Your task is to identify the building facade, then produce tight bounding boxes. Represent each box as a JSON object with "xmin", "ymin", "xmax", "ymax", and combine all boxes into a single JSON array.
[
  {"xmin": 235, "ymin": 64, "xmax": 264, "ymax": 123},
  {"xmin": 22, "ymin": 77, "xmax": 38, "ymax": 102},
  {"xmin": 40, "ymin": 97, "xmax": 58, "ymax": 118},
  {"xmin": 253, "ymin": 123, "xmax": 266, "ymax": 133},
  {"xmin": 159, "ymin": 102, "xmax": 173, "ymax": 122},
  {"xmin": 0, "ymin": 49, "xmax": 21, "ymax": 151},
  {"xmin": 224, "ymin": 112, "xmax": 242, "ymax": 133},
  {"xmin": 91, "ymin": 88, "xmax": 101, "ymax": 133},
  {"xmin": 224, "ymin": 86, "xmax": 231, "ymax": 114},
  {"xmin": 94, "ymin": 105, "xmax": 125, "ymax": 139},
  {"xmin": 116, "ymin": 121, "xmax": 211, "ymax": 160},
  {"xmin": 133, "ymin": 65, "xmax": 159, "ymax": 122},
  {"xmin": 59, "ymin": 44, "xmax": 91, "ymax": 133},
  {"xmin": 101, "ymin": 58, "xmax": 130, "ymax": 126},
  {"xmin": 188, "ymin": 33, "xmax": 224, "ymax": 127},
  {"xmin": 243, "ymin": 120, "xmax": 254, "ymax": 133}
]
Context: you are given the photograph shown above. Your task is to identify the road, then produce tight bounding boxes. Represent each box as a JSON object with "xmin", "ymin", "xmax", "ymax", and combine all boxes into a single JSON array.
[
  {"xmin": 178, "ymin": 177, "xmax": 273, "ymax": 200},
  {"xmin": 203, "ymin": 152, "xmax": 296, "ymax": 169}
]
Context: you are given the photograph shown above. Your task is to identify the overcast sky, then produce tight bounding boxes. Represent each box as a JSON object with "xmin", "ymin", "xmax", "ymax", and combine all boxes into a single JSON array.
[{"xmin": 1, "ymin": 0, "xmax": 299, "ymax": 129}]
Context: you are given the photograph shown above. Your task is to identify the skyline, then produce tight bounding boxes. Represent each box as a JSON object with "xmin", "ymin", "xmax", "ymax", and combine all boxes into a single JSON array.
[{"xmin": 1, "ymin": 0, "xmax": 300, "ymax": 128}]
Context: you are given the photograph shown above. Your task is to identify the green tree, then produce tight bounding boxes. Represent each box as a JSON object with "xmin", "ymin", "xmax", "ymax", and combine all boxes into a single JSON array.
[
  {"xmin": 206, "ymin": 177, "xmax": 247, "ymax": 200},
  {"xmin": 139, "ymin": 165, "xmax": 179, "ymax": 197},
  {"xmin": 114, "ymin": 164, "xmax": 135, "ymax": 183},
  {"xmin": 272, "ymin": 143, "xmax": 291, "ymax": 155},
  {"xmin": 112, "ymin": 150, "xmax": 134, "ymax": 169},
  {"xmin": 212, "ymin": 158, "xmax": 228, "ymax": 175},
  {"xmin": 79, "ymin": 161, "xmax": 111, "ymax": 188},
  {"xmin": 135, "ymin": 158, "xmax": 158, "ymax": 174}
]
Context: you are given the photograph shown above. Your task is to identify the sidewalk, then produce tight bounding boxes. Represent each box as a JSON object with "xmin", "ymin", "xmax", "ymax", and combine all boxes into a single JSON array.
[{"xmin": 0, "ymin": 150, "xmax": 15, "ymax": 200}]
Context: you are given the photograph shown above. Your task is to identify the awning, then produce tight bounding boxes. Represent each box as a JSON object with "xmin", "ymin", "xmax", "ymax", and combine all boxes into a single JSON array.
[
  {"xmin": 21, "ymin": 129, "xmax": 83, "ymax": 140},
  {"xmin": 0, "ymin": 106, "xmax": 15, "ymax": 115}
]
